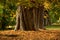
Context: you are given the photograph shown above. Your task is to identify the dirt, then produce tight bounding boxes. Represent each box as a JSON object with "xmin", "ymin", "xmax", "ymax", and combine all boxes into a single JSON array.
[{"xmin": 0, "ymin": 30, "xmax": 60, "ymax": 40}]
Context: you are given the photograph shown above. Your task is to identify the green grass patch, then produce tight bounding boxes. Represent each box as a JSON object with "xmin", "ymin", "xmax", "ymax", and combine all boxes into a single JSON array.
[{"xmin": 46, "ymin": 25, "xmax": 60, "ymax": 30}]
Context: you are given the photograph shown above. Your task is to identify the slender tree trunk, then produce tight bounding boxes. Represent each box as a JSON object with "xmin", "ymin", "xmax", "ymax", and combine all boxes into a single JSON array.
[
  {"xmin": 15, "ymin": 6, "xmax": 23, "ymax": 30},
  {"xmin": 38, "ymin": 5, "xmax": 44, "ymax": 29},
  {"xmin": 33, "ymin": 7, "xmax": 39, "ymax": 30},
  {"xmin": 22, "ymin": 7, "xmax": 29, "ymax": 30}
]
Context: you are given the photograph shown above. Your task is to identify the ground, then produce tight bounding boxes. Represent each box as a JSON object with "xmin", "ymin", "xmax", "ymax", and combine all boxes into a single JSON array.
[{"xmin": 0, "ymin": 29, "xmax": 60, "ymax": 40}]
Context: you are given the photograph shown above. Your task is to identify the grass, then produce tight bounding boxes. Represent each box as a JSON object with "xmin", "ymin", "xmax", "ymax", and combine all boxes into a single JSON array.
[{"xmin": 46, "ymin": 25, "xmax": 60, "ymax": 30}]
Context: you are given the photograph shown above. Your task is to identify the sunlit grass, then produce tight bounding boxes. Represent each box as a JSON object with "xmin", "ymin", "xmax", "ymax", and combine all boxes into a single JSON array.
[{"xmin": 46, "ymin": 25, "xmax": 60, "ymax": 30}]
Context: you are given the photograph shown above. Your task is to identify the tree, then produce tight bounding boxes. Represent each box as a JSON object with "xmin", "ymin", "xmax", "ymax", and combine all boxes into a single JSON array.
[
  {"xmin": 1, "ymin": 0, "xmax": 60, "ymax": 30},
  {"xmin": 15, "ymin": 0, "xmax": 45, "ymax": 31}
]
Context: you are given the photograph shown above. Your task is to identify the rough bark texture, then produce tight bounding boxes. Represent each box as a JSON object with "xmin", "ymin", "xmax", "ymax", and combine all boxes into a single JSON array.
[{"xmin": 15, "ymin": 4, "xmax": 45, "ymax": 31}]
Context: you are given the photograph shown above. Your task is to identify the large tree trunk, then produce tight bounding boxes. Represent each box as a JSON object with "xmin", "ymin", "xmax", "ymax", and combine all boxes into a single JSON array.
[{"xmin": 15, "ymin": 4, "xmax": 45, "ymax": 31}]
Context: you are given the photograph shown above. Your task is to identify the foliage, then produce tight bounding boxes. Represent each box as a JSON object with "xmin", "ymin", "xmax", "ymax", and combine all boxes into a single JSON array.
[{"xmin": 0, "ymin": 0, "xmax": 17, "ymax": 29}]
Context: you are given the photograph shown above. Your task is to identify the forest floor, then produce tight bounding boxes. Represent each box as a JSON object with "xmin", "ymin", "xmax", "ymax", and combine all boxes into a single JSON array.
[{"xmin": 0, "ymin": 30, "xmax": 60, "ymax": 40}]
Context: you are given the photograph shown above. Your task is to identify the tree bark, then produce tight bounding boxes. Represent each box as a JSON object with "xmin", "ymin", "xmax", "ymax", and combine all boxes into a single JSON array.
[
  {"xmin": 15, "ymin": 6, "xmax": 23, "ymax": 31},
  {"xmin": 15, "ymin": 4, "xmax": 45, "ymax": 31},
  {"xmin": 38, "ymin": 5, "xmax": 44, "ymax": 29}
]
